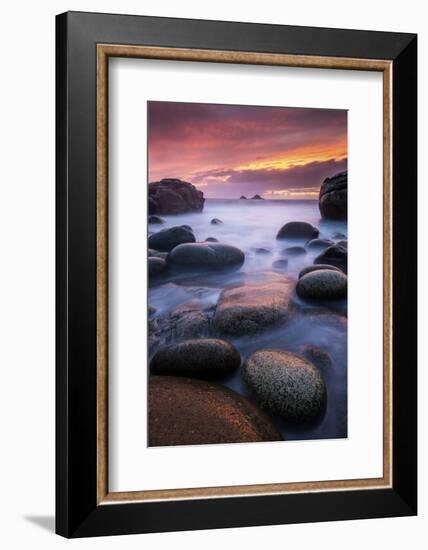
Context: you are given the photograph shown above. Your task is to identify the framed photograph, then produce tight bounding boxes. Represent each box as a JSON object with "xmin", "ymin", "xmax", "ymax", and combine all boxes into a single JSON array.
[{"xmin": 56, "ymin": 11, "xmax": 417, "ymax": 537}]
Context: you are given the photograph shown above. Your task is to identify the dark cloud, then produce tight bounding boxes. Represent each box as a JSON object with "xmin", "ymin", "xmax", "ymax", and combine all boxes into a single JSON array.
[{"xmin": 191, "ymin": 158, "xmax": 347, "ymax": 198}]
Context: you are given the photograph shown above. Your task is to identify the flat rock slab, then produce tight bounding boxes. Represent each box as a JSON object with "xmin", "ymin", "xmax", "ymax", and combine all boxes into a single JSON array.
[
  {"xmin": 149, "ymin": 376, "xmax": 282, "ymax": 446},
  {"xmin": 213, "ymin": 278, "xmax": 295, "ymax": 336}
]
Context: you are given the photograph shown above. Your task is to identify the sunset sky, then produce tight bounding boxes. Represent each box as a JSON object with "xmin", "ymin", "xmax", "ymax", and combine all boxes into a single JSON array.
[{"xmin": 148, "ymin": 101, "xmax": 347, "ymax": 199}]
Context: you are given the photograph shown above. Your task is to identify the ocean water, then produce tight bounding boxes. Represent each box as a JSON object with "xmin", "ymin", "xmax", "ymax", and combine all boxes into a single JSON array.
[{"xmin": 149, "ymin": 199, "xmax": 348, "ymax": 441}]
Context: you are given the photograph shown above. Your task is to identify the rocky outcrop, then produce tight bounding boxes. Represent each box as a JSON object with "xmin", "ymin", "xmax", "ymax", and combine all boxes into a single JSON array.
[
  {"xmin": 213, "ymin": 278, "xmax": 294, "ymax": 336},
  {"xmin": 240, "ymin": 195, "xmax": 247, "ymax": 200},
  {"xmin": 277, "ymin": 221, "xmax": 319, "ymax": 240},
  {"xmin": 149, "ymin": 376, "xmax": 282, "ymax": 446},
  {"xmin": 148, "ymin": 225, "xmax": 195, "ymax": 252},
  {"xmin": 243, "ymin": 349, "xmax": 327, "ymax": 421},
  {"xmin": 168, "ymin": 242, "xmax": 245, "ymax": 271},
  {"xmin": 319, "ymin": 171, "xmax": 347, "ymax": 220},
  {"xmin": 149, "ymin": 178, "xmax": 204, "ymax": 215},
  {"xmin": 251, "ymin": 194, "xmax": 264, "ymax": 200},
  {"xmin": 150, "ymin": 338, "xmax": 241, "ymax": 379}
]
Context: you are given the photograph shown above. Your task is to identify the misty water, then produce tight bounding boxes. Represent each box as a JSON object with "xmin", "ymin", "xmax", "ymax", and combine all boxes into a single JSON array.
[{"xmin": 149, "ymin": 199, "xmax": 348, "ymax": 441}]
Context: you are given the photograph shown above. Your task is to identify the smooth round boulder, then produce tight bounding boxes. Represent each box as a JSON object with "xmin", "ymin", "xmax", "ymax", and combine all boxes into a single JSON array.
[
  {"xmin": 243, "ymin": 350, "xmax": 326, "ymax": 421},
  {"xmin": 252, "ymin": 247, "xmax": 272, "ymax": 256},
  {"xmin": 314, "ymin": 244, "xmax": 347, "ymax": 273},
  {"xmin": 148, "ymin": 215, "xmax": 165, "ymax": 224},
  {"xmin": 276, "ymin": 221, "xmax": 319, "ymax": 240},
  {"xmin": 300, "ymin": 344, "xmax": 333, "ymax": 372},
  {"xmin": 148, "ymin": 226, "xmax": 195, "ymax": 252},
  {"xmin": 297, "ymin": 269, "xmax": 347, "ymax": 299},
  {"xmin": 298, "ymin": 264, "xmax": 341, "ymax": 279},
  {"xmin": 337, "ymin": 240, "xmax": 348, "ymax": 249},
  {"xmin": 282, "ymin": 246, "xmax": 306, "ymax": 256},
  {"xmin": 319, "ymin": 171, "xmax": 347, "ymax": 220},
  {"xmin": 148, "ymin": 257, "xmax": 167, "ymax": 277},
  {"xmin": 149, "ymin": 376, "xmax": 282, "ymax": 446},
  {"xmin": 205, "ymin": 237, "xmax": 219, "ymax": 242},
  {"xmin": 272, "ymin": 259, "xmax": 288, "ymax": 271},
  {"xmin": 306, "ymin": 238, "xmax": 334, "ymax": 251},
  {"xmin": 213, "ymin": 278, "xmax": 294, "ymax": 336},
  {"xmin": 150, "ymin": 338, "xmax": 240, "ymax": 379},
  {"xmin": 210, "ymin": 218, "xmax": 223, "ymax": 225},
  {"xmin": 332, "ymin": 232, "xmax": 346, "ymax": 239},
  {"xmin": 168, "ymin": 242, "xmax": 245, "ymax": 271}
]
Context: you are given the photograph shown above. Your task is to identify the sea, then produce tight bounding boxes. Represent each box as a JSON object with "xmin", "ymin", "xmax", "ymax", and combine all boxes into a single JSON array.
[{"xmin": 149, "ymin": 199, "xmax": 348, "ymax": 441}]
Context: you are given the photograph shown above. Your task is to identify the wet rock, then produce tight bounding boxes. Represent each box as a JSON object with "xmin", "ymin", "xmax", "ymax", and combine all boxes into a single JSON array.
[
  {"xmin": 272, "ymin": 259, "xmax": 289, "ymax": 271},
  {"xmin": 319, "ymin": 171, "xmax": 347, "ymax": 220},
  {"xmin": 150, "ymin": 338, "xmax": 240, "ymax": 379},
  {"xmin": 148, "ymin": 226, "xmax": 195, "ymax": 252},
  {"xmin": 149, "ymin": 178, "xmax": 204, "ymax": 215},
  {"xmin": 148, "ymin": 215, "xmax": 165, "ymax": 224},
  {"xmin": 306, "ymin": 238, "xmax": 334, "ymax": 251},
  {"xmin": 181, "ymin": 224, "xmax": 193, "ymax": 232},
  {"xmin": 277, "ymin": 221, "xmax": 319, "ymax": 240},
  {"xmin": 314, "ymin": 244, "xmax": 347, "ymax": 273},
  {"xmin": 149, "ymin": 376, "xmax": 282, "ymax": 446},
  {"xmin": 297, "ymin": 269, "xmax": 347, "ymax": 299},
  {"xmin": 205, "ymin": 237, "xmax": 219, "ymax": 242},
  {"xmin": 282, "ymin": 246, "xmax": 306, "ymax": 256},
  {"xmin": 332, "ymin": 232, "xmax": 347, "ymax": 239},
  {"xmin": 298, "ymin": 264, "xmax": 341, "ymax": 279},
  {"xmin": 213, "ymin": 278, "xmax": 294, "ymax": 336},
  {"xmin": 251, "ymin": 194, "xmax": 264, "ymax": 200},
  {"xmin": 149, "ymin": 249, "xmax": 168, "ymax": 260},
  {"xmin": 240, "ymin": 195, "xmax": 247, "ymax": 200},
  {"xmin": 243, "ymin": 349, "xmax": 326, "ymax": 421},
  {"xmin": 300, "ymin": 344, "xmax": 333, "ymax": 372},
  {"xmin": 210, "ymin": 218, "xmax": 223, "ymax": 225},
  {"xmin": 337, "ymin": 240, "xmax": 348, "ymax": 249},
  {"xmin": 149, "ymin": 300, "xmax": 212, "ymax": 353},
  {"xmin": 148, "ymin": 305, "xmax": 157, "ymax": 316},
  {"xmin": 252, "ymin": 247, "xmax": 272, "ymax": 256},
  {"xmin": 168, "ymin": 242, "xmax": 245, "ymax": 271},
  {"xmin": 148, "ymin": 257, "xmax": 167, "ymax": 277}
]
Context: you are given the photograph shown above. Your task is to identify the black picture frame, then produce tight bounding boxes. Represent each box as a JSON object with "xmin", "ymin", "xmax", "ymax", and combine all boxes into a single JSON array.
[{"xmin": 56, "ymin": 11, "xmax": 417, "ymax": 538}]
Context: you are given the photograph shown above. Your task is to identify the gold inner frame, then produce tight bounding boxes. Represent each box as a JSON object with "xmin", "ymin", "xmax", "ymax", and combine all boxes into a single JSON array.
[{"xmin": 96, "ymin": 44, "xmax": 393, "ymax": 505}]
